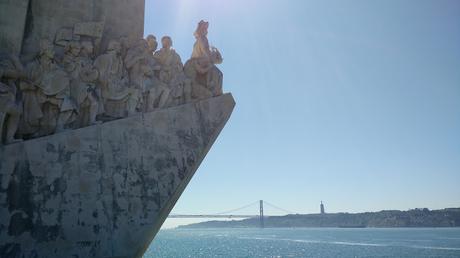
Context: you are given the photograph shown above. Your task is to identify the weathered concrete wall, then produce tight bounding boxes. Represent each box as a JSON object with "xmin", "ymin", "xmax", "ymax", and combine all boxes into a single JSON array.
[
  {"xmin": 0, "ymin": 94, "xmax": 235, "ymax": 258},
  {"xmin": 18, "ymin": 0, "xmax": 145, "ymax": 59},
  {"xmin": 0, "ymin": 0, "xmax": 29, "ymax": 55}
]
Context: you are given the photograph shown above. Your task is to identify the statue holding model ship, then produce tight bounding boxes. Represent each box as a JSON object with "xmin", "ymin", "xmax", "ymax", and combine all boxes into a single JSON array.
[{"xmin": 0, "ymin": 1, "xmax": 234, "ymax": 257}]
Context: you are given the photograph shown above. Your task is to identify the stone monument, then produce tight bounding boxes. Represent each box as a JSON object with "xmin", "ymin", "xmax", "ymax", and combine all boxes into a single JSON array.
[{"xmin": 0, "ymin": 1, "xmax": 233, "ymax": 257}]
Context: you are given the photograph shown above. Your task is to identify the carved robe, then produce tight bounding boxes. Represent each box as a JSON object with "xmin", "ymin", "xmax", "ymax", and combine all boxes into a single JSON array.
[
  {"xmin": 21, "ymin": 58, "xmax": 76, "ymax": 135},
  {"xmin": 64, "ymin": 54, "xmax": 103, "ymax": 127},
  {"xmin": 125, "ymin": 47, "xmax": 170, "ymax": 111},
  {"xmin": 154, "ymin": 48, "xmax": 191, "ymax": 105},
  {"xmin": 94, "ymin": 52, "xmax": 139, "ymax": 117},
  {"xmin": 185, "ymin": 32, "xmax": 223, "ymax": 100}
]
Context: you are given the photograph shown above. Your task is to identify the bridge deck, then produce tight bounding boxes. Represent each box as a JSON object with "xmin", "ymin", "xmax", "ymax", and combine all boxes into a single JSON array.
[{"xmin": 168, "ymin": 215, "xmax": 257, "ymax": 219}]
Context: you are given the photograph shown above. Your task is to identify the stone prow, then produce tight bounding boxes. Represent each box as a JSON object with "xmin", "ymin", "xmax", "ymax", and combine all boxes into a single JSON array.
[{"xmin": 0, "ymin": 93, "xmax": 235, "ymax": 258}]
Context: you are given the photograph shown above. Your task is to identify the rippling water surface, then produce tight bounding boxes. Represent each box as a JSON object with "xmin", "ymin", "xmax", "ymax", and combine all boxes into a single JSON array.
[{"xmin": 144, "ymin": 228, "xmax": 460, "ymax": 257}]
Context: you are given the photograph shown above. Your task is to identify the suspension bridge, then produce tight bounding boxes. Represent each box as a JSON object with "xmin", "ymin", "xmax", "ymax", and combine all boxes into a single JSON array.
[{"xmin": 168, "ymin": 200, "xmax": 294, "ymax": 228}]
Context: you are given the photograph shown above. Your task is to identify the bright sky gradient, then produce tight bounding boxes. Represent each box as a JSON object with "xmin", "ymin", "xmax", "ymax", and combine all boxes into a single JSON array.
[{"xmin": 144, "ymin": 0, "xmax": 460, "ymax": 225}]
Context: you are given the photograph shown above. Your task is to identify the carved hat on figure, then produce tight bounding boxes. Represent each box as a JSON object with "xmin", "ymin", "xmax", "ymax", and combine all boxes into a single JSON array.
[{"xmin": 194, "ymin": 20, "xmax": 209, "ymax": 37}]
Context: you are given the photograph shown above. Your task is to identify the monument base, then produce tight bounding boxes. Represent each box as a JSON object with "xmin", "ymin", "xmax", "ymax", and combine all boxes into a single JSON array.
[{"xmin": 0, "ymin": 93, "xmax": 235, "ymax": 258}]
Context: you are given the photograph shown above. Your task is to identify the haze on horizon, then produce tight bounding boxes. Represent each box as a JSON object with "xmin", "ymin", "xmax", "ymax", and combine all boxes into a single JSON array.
[{"xmin": 144, "ymin": 0, "xmax": 460, "ymax": 228}]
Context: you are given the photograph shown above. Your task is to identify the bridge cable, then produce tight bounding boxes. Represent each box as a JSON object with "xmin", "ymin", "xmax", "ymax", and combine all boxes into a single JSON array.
[
  {"xmin": 212, "ymin": 201, "xmax": 260, "ymax": 215},
  {"xmin": 263, "ymin": 201, "xmax": 295, "ymax": 214}
]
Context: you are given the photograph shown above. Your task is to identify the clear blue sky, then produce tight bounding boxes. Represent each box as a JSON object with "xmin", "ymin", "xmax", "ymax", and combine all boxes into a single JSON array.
[{"xmin": 144, "ymin": 0, "xmax": 460, "ymax": 219}]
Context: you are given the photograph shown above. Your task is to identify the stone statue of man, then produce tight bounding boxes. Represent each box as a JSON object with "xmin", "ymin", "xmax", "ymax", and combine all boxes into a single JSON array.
[
  {"xmin": 154, "ymin": 36, "xmax": 191, "ymax": 106},
  {"xmin": 22, "ymin": 39, "xmax": 77, "ymax": 136},
  {"xmin": 94, "ymin": 39, "xmax": 139, "ymax": 118},
  {"xmin": 64, "ymin": 41, "xmax": 103, "ymax": 127},
  {"xmin": 146, "ymin": 35, "xmax": 158, "ymax": 54},
  {"xmin": 184, "ymin": 20, "xmax": 223, "ymax": 100},
  {"xmin": 125, "ymin": 39, "xmax": 170, "ymax": 112}
]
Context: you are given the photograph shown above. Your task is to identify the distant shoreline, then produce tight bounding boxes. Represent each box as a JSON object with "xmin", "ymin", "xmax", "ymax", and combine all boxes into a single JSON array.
[{"xmin": 179, "ymin": 208, "xmax": 460, "ymax": 229}]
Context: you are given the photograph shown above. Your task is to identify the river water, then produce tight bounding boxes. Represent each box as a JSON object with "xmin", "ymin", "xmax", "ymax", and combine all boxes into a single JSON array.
[{"xmin": 143, "ymin": 228, "xmax": 460, "ymax": 257}]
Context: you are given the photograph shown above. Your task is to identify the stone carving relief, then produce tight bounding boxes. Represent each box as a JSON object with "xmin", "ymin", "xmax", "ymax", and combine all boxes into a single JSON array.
[
  {"xmin": 21, "ymin": 39, "xmax": 76, "ymax": 137},
  {"xmin": 65, "ymin": 41, "xmax": 103, "ymax": 127},
  {"xmin": 154, "ymin": 36, "xmax": 191, "ymax": 106},
  {"xmin": 0, "ymin": 20, "xmax": 224, "ymax": 144},
  {"xmin": 94, "ymin": 40, "xmax": 139, "ymax": 118},
  {"xmin": 125, "ymin": 39, "xmax": 169, "ymax": 112}
]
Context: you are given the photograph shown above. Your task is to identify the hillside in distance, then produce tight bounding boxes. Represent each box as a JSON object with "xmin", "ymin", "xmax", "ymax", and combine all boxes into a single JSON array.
[{"xmin": 180, "ymin": 208, "xmax": 460, "ymax": 229}]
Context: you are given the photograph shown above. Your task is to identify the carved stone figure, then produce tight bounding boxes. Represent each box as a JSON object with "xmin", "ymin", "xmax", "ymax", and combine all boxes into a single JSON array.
[
  {"xmin": 0, "ymin": 54, "xmax": 24, "ymax": 144},
  {"xmin": 154, "ymin": 36, "xmax": 191, "ymax": 106},
  {"xmin": 21, "ymin": 39, "xmax": 76, "ymax": 136},
  {"xmin": 119, "ymin": 36, "xmax": 132, "ymax": 60},
  {"xmin": 125, "ymin": 39, "xmax": 170, "ymax": 112},
  {"xmin": 94, "ymin": 40, "xmax": 139, "ymax": 118},
  {"xmin": 1, "ymin": 1, "xmax": 235, "ymax": 256},
  {"xmin": 191, "ymin": 20, "xmax": 212, "ymax": 60},
  {"xmin": 146, "ymin": 34, "xmax": 158, "ymax": 54},
  {"xmin": 2, "ymin": 20, "xmax": 225, "ymax": 141},
  {"xmin": 184, "ymin": 20, "xmax": 223, "ymax": 99},
  {"xmin": 64, "ymin": 41, "xmax": 103, "ymax": 127}
]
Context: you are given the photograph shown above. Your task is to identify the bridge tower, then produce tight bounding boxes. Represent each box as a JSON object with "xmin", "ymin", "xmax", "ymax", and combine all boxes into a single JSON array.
[{"xmin": 259, "ymin": 200, "xmax": 264, "ymax": 228}]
